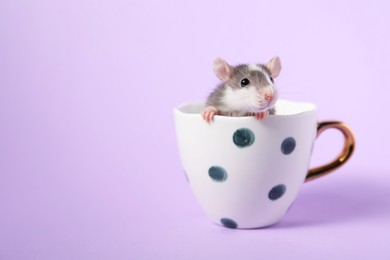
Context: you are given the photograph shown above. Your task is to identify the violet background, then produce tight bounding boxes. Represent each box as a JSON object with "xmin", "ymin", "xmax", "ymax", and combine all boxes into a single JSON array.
[{"xmin": 0, "ymin": 0, "xmax": 389, "ymax": 259}]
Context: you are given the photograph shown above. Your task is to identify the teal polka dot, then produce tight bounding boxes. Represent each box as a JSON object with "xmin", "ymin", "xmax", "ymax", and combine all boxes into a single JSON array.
[
  {"xmin": 281, "ymin": 137, "xmax": 296, "ymax": 155},
  {"xmin": 233, "ymin": 128, "xmax": 255, "ymax": 148},
  {"xmin": 208, "ymin": 166, "xmax": 227, "ymax": 182},
  {"xmin": 268, "ymin": 184, "xmax": 286, "ymax": 200},
  {"xmin": 221, "ymin": 218, "xmax": 237, "ymax": 229}
]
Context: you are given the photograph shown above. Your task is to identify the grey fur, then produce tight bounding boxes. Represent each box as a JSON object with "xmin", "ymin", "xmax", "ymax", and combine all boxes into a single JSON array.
[{"xmin": 206, "ymin": 63, "xmax": 277, "ymax": 117}]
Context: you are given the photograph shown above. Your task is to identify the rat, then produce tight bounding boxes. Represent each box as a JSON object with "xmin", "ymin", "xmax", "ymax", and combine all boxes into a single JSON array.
[{"xmin": 201, "ymin": 56, "xmax": 281, "ymax": 122}]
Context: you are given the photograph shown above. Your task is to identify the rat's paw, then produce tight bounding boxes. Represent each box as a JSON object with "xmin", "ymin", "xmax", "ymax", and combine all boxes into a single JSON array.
[
  {"xmin": 201, "ymin": 106, "xmax": 218, "ymax": 122},
  {"xmin": 255, "ymin": 111, "xmax": 269, "ymax": 120}
]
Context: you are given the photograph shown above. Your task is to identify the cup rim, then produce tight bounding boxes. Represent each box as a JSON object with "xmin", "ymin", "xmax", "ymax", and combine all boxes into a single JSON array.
[{"xmin": 174, "ymin": 99, "xmax": 317, "ymax": 119}]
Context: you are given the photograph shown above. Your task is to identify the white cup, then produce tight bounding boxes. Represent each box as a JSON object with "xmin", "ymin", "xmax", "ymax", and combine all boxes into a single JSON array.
[{"xmin": 174, "ymin": 99, "xmax": 355, "ymax": 229}]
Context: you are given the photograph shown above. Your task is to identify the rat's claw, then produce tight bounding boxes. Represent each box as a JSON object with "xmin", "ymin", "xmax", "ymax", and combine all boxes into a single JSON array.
[
  {"xmin": 205, "ymin": 110, "xmax": 216, "ymax": 122},
  {"xmin": 255, "ymin": 111, "xmax": 269, "ymax": 120},
  {"xmin": 201, "ymin": 106, "xmax": 217, "ymax": 122}
]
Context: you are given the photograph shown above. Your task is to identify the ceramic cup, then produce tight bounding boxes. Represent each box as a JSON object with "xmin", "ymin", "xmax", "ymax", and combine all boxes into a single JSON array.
[{"xmin": 173, "ymin": 99, "xmax": 355, "ymax": 229}]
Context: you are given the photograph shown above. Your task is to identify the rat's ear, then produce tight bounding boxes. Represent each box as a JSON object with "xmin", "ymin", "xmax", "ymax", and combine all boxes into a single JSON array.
[
  {"xmin": 213, "ymin": 58, "xmax": 233, "ymax": 81},
  {"xmin": 265, "ymin": 56, "xmax": 281, "ymax": 78}
]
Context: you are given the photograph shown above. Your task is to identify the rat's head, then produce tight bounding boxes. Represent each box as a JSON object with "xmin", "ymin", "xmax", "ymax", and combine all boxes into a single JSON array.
[{"xmin": 213, "ymin": 56, "xmax": 281, "ymax": 113}]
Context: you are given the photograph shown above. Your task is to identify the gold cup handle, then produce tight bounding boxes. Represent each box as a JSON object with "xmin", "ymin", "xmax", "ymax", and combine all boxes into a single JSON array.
[{"xmin": 305, "ymin": 121, "xmax": 355, "ymax": 182}]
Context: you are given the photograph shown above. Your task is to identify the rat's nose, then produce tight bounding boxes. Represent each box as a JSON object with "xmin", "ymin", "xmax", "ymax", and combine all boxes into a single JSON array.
[{"xmin": 265, "ymin": 93, "xmax": 273, "ymax": 101}]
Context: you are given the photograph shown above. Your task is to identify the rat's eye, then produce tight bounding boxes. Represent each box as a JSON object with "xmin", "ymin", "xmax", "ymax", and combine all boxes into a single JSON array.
[
  {"xmin": 240, "ymin": 78, "xmax": 250, "ymax": 87},
  {"xmin": 270, "ymin": 77, "xmax": 274, "ymax": 83}
]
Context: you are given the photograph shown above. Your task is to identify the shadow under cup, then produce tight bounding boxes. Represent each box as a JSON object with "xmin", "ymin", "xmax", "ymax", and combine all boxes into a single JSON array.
[{"xmin": 173, "ymin": 99, "xmax": 354, "ymax": 229}]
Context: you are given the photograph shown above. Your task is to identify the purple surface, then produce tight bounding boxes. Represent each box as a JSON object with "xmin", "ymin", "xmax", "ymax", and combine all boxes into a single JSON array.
[{"xmin": 1, "ymin": 0, "xmax": 389, "ymax": 259}]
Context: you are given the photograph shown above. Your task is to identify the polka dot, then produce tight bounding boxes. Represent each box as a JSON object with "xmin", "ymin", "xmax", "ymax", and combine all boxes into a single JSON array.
[
  {"xmin": 281, "ymin": 137, "xmax": 296, "ymax": 155},
  {"xmin": 233, "ymin": 128, "xmax": 255, "ymax": 148},
  {"xmin": 268, "ymin": 184, "xmax": 287, "ymax": 201},
  {"xmin": 221, "ymin": 218, "xmax": 237, "ymax": 229},
  {"xmin": 208, "ymin": 166, "xmax": 227, "ymax": 182}
]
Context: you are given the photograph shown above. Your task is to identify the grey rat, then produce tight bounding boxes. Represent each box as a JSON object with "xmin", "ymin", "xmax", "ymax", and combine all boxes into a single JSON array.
[{"xmin": 201, "ymin": 56, "xmax": 281, "ymax": 122}]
